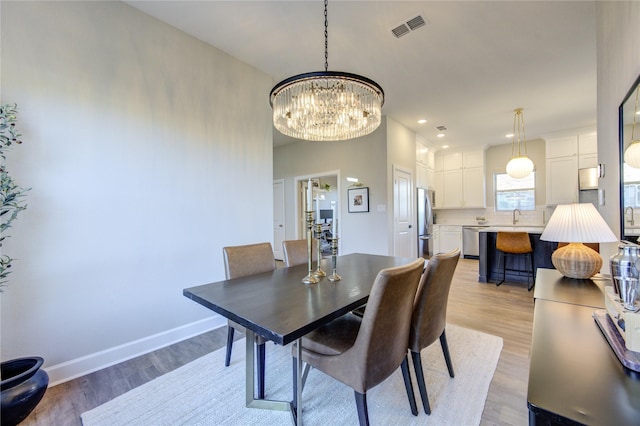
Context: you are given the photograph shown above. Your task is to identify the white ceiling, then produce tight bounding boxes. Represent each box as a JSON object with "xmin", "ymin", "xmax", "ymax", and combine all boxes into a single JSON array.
[{"xmin": 125, "ymin": 1, "xmax": 597, "ymax": 151}]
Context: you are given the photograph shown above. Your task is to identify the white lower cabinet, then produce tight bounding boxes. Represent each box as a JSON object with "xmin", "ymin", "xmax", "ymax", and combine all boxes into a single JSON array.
[{"xmin": 439, "ymin": 225, "xmax": 462, "ymax": 254}]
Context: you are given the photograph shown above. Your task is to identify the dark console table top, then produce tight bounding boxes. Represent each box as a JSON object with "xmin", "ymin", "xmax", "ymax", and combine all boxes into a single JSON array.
[
  {"xmin": 528, "ymin": 300, "xmax": 640, "ymax": 425},
  {"xmin": 533, "ymin": 268, "xmax": 610, "ymax": 309}
]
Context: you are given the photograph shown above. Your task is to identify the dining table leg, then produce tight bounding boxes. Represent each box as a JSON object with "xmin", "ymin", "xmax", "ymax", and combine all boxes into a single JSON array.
[
  {"xmin": 243, "ymin": 330, "xmax": 293, "ymax": 414},
  {"xmin": 296, "ymin": 338, "xmax": 303, "ymax": 426}
]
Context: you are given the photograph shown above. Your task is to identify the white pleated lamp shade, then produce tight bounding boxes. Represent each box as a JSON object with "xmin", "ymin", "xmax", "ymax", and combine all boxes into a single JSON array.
[
  {"xmin": 624, "ymin": 141, "xmax": 640, "ymax": 169},
  {"xmin": 506, "ymin": 156, "xmax": 534, "ymax": 179},
  {"xmin": 541, "ymin": 203, "xmax": 618, "ymax": 279},
  {"xmin": 540, "ymin": 203, "xmax": 617, "ymax": 243}
]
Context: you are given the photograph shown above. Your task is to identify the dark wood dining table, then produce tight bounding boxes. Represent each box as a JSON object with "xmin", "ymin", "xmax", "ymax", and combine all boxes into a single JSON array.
[{"xmin": 183, "ymin": 252, "xmax": 417, "ymax": 425}]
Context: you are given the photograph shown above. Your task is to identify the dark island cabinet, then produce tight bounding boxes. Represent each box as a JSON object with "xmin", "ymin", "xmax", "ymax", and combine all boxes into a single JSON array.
[{"xmin": 479, "ymin": 231, "xmax": 557, "ymax": 283}]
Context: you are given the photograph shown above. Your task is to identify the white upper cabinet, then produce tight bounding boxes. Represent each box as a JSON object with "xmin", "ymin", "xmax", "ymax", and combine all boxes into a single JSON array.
[
  {"xmin": 547, "ymin": 135, "xmax": 578, "ymax": 158},
  {"xmin": 545, "ymin": 131, "xmax": 597, "ymax": 205},
  {"xmin": 435, "ymin": 148, "xmax": 485, "ymax": 208}
]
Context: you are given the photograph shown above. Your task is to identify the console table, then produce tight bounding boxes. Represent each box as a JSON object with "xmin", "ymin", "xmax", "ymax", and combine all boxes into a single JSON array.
[{"xmin": 527, "ymin": 268, "xmax": 640, "ymax": 425}]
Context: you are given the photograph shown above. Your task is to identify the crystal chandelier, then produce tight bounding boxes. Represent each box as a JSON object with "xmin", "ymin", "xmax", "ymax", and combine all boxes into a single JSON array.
[
  {"xmin": 506, "ymin": 108, "xmax": 534, "ymax": 179},
  {"xmin": 624, "ymin": 85, "xmax": 640, "ymax": 168},
  {"xmin": 269, "ymin": 0, "xmax": 384, "ymax": 142}
]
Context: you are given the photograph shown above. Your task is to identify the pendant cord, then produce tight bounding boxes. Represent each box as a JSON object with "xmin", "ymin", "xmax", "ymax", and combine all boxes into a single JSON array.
[
  {"xmin": 324, "ymin": 0, "xmax": 328, "ymax": 72},
  {"xmin": 512, "ymin": 108, "xmax": 527, "ymax": 157}
]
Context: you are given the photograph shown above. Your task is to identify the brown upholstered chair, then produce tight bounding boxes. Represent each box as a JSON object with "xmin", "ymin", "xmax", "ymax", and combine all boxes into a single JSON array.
[
  {"xmin": 292, "ymin": 258, "xmax": 425, "ymax": 425},
  {"xmin": 282, "ymin": 239, "xmax": 317, "ymax": 267},
  {"xmin": 222, "ymin": 242, "xmax": 276, "ymax": 399},
  {"xmin": 496, "ymin": 231, "xmax": 534, "ymax": 291},
  {"xmin": 408, "ymin": 248, "xmax": 460, "ymax": 414}
]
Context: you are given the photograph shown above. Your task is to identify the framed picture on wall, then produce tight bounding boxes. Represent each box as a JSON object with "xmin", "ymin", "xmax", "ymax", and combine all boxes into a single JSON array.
[{"xmin": 348, "ymin": 187, "xmax": 369, "ymax": 213}]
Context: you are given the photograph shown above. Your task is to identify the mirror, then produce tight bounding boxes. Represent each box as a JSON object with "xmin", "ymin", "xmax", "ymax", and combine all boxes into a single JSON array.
[{"xmin": 620, "ymin": 74, "xmax": 640, "ymax": 242}]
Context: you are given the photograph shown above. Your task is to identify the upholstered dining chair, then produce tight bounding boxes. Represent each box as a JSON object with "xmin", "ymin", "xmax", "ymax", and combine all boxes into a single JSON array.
[
  {"xmin": 408, "ymin": 248, "xmax": 460, "ymax": 415},
  {"xmin": 496, "ymin": 231, "xmax": 534, "ymax": 291},
  {"xmin": 282, "ymin": 239, "xmax": 317, "ymax": 267},
  {"xmin": 291, "ymin": 258, "xmax": 425, "ymax": 425},
  {"xmin": 222, "ymin": 242, "xmax": 276, "ymax": 399}
]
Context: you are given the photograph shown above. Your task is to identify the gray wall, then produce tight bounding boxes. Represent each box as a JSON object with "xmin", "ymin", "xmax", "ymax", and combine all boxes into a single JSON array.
[
  {"xmin": 1, "ymin": 1, "xmax": 273, "ymax": 383},
  {"xmin": 596, "ymin": 1, "xmax": 640, "ymax": 247}
]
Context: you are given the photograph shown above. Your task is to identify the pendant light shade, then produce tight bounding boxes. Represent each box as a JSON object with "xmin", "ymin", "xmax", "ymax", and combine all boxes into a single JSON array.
[
  {"xmin": 269, "ymin": 0, "xmax": 384, "ymax": 142},
  {"xmin": 624, "ymin": 86, "xmax": 640, "ymax": 168},
  {"xmin": 506, "ymin": 108, "xmax": 534, "ymax": 179},
  {"xmin": 506, "ymin": 155, "xmax": 535, "ymax": 179}
]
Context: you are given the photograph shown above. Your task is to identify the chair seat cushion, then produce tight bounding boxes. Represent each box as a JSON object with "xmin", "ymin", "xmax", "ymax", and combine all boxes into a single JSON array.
[
  {"xmin": 299, "ymin": 314, "xmax": 362, "ymax": 355},
  {"xmin": 228, "ymin": 319, "xmax": 266, "ymax": 345}
]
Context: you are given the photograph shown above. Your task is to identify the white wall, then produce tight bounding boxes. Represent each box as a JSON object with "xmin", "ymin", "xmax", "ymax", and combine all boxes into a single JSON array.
[
  {"xmin": 596, "ymin": 1, "xmax": 640, "ymax": 263},
  {"xmin": 0, "ymin": 1, "xmax": 273, "ymax": 384}
]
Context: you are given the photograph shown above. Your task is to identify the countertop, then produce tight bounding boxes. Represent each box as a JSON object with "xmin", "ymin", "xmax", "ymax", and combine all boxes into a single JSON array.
[{"xmin": 478, "ymin": 226, "xmax": 545, "ymax": 233}]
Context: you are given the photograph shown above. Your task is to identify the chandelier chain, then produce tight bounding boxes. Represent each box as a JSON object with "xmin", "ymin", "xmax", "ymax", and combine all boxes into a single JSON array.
[{"xmin": 324, "ymin": 0, "xmax": 328, "ymax": 72}]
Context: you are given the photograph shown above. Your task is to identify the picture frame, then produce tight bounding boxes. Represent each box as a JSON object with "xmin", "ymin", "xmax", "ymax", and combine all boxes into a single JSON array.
[{"xmin": 348, "ymin": 187, "xmax": 369, "ymax": 213}]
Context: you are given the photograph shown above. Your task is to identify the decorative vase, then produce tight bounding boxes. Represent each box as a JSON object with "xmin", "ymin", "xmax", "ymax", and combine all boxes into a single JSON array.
[
  {"xmin": 0, "ymin": 357, "xmax": 49, "ymax": 426},
  {"xmin": 610, "ymin": 242, "xmax": 640, "ymax": 296}
]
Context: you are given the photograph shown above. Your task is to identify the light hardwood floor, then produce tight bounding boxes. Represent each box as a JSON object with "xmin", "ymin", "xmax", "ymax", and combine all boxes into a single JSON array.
[{"xmin": 22, "ymin": 258, "xmax": 533, "ymax": 426}]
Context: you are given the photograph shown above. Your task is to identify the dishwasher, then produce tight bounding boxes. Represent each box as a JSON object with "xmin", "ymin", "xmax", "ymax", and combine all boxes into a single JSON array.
[{"xmin": 462, "ymin": 226, "xmax": 488, "ymax": 259}]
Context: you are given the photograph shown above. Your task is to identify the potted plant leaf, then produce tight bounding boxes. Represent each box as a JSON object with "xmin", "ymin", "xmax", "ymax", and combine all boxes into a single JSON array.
[{"xmin": 0, "ymin": 104, "xmax": 48, "ymax": 425}]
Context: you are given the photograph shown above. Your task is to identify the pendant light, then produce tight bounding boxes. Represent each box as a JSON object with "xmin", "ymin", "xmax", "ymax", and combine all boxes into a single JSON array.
[
  {"xmin": 506, "ymin": 108, "xmax": 534, "ymax": 179},
  {"xmin": 624, "ymin": 86, "xmax": 640, "ymax": 168},
  {"xmin": 269, "ymin": 0, "xmax": 384, "ymax": 142}
]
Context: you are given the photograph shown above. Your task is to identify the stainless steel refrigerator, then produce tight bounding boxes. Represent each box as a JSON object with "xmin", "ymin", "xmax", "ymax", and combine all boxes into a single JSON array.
[{"xmin": 417, "ymin": 188, "xmax": 435, "ymax": 259}]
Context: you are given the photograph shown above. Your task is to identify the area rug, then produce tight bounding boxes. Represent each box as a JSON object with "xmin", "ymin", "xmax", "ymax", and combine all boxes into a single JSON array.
[{"xmin": 81, "ymin": 324, "xmax": 502, "ymax": 426}]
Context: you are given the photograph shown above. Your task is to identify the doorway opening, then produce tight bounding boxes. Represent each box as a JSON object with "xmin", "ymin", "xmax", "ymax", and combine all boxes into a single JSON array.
[{"xmin": 295, "ymin": 170, "xmax": 341, "ymax": 255}]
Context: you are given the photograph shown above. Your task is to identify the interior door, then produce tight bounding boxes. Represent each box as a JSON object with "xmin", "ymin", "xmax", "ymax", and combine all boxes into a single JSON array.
[
  {"xmin": 273, "ymin": 179, "xmax": 285, "ymax": 260},
  {"xmin": 393, "ymin": 166, "xmax": 414, "ymax": 257}
]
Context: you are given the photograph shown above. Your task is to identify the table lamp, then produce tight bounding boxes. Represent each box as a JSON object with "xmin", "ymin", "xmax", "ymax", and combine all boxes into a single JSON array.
[{"xmin": 540, "ymin": 203, "xmax": 618, "ymax": 279}]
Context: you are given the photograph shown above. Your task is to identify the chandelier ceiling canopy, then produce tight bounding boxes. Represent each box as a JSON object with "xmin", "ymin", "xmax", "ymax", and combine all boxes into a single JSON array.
[{"xmin": 269, "ymin": 0, "xmax": 384, "ymax": 142}]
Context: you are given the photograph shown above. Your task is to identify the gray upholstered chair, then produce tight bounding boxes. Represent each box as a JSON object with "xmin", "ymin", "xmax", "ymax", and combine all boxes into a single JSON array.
[
  {"xmin": 282, "ymin": 239, "xmax": 317, "ymax": 267},
  {"xmin": 292, "ymin": 258, "xmax": 425, "ymax": 425},
  {"xmin": 222, "ymin": 242, "xmax": 276, "ymax": 399},
  {"xmin": 408, "ymin": 248, "xmax": 460, "ymax": 414}
]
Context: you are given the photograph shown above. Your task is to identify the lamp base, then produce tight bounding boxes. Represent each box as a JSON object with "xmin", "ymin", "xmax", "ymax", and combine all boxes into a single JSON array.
[{"xmin": 551, "ymin": 242, "xmax": 602, "ymax": 279}]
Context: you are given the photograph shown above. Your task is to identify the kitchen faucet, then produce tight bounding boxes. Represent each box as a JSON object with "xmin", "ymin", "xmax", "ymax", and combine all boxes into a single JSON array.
[
  {"xmin": 625, "ymin": 206, "xmax": 635, "ymax": 226},
  {"xmin": 513, "ymin": 208, "xmax": 521, "ymax": 225}
]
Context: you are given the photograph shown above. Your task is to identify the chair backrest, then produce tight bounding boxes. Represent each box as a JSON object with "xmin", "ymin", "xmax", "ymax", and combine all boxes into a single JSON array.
[
  {"xmin": 496, "ymin": 232, "xmax": 532, "ymax": 254},
  {"xmin": 409, "ymin": 249, "xmax": 461, "ymax": 353},
  {"xmin": 352, "ymin": 258, "xmax": 425, "ymax": 392},
  {"xmin": 282, "ymin": 239, "xmax": 317, "ymax": 267},
  {"xmin": 222, "ymin": 242, "xmax": 276, "ymax": 280}
]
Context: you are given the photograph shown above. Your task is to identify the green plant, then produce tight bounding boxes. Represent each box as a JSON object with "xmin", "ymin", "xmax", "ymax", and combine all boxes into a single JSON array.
[{"xmin": 0, "ymin": 104, "xmax": 29, "ymax": 289}]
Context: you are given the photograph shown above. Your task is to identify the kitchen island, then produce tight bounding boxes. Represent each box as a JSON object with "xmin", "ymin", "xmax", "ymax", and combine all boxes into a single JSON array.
[{"xmin": 478, "ymin": 227, "xmax": 557, "ymax": 284}]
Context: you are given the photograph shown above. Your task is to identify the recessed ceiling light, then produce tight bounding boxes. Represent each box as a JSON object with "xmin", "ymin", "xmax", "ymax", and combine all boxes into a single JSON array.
[
  {"xmin": 418, "ymin": 119, "xmax": 427, "ymax": 124},
  {"xmin": 506, "ymin": 133, "xmax": 514, "ymax": 138},
  {"xmin": 442, "ymin": 145, "xmax": 449, "ymax": 149},
  {"xmin": 437, "ymin": 133, "xmax": 445, "ymax": 138}
]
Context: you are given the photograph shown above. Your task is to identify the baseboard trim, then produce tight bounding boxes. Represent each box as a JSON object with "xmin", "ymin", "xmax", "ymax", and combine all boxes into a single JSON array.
[{"xmin": 46, "ymin": 316, "xmax": 225, "ymax": 386}]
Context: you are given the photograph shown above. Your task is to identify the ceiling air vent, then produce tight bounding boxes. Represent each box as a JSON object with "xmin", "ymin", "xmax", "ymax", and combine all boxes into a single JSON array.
[
  {"xmin": 436, "ymin": 125, "xmax": 448, "ymax": 132},
  {"xmin": 391, "ymin": 14, "xmax": 428, "ymax": 39}
]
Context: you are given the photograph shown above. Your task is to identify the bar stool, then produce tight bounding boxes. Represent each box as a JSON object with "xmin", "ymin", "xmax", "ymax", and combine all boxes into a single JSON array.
[{"xmin": 496, "ymin": 231, "xmax": 534, "ymax": 291}]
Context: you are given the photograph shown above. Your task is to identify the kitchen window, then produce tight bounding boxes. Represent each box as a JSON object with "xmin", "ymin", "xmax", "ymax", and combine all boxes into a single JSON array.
[{"xmin": 495, "ymin": 172, "xmax": 535, "ymax": 211}]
